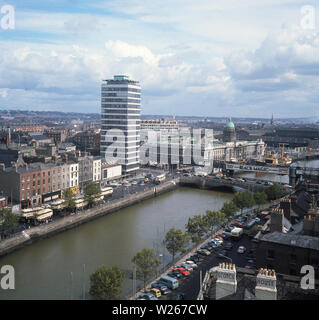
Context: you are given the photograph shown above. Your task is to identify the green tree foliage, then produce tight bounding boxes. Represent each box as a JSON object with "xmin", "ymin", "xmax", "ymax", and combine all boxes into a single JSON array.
[
  {"xmin": 205, "ymin": 210, "xmax": 226, "ymax": 235},
  {"xmin": 265, "ymin": 183, "xmax": 284, "ymax": 201},
  {"xmin": 254, "ymin": 192, "xmax": 268, "ymax": 208},
  {"xmin": 185, "ymin": 214, "xmax": 210, "ymax": 246},
  {"xmin": 233, "ymin": 190, "xmax": 256, "ymax": 213},
  {"xmin": 132, "ymin": 248, "xmax": 161, "ymax": 292},
  {"xmin": 89, "ymin": 265, "xmax": 124, "ymax": 300},
  {"xmin": 84, "ymin": 182, "xmax": 102, "ymax": 206},
  {"xmin": 0, "ymin": 208, "xmax": 18, "ymax": 232},
  {"xmin": 62, "ymin": 188, "xmax": 76, "ymax": 211},
  {"xmin": 164, "ymin": 228, "xmax": 189, "ymax": 263},
  {"xmin": 221, "ymin": 200, "xmax": 238, "ymax": 218}
]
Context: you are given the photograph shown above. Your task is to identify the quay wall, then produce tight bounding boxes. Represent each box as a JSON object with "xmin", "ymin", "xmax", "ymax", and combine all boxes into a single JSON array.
[{"xmin": 0, "ymin": 179, "xmax": 179, "ymax": 258}]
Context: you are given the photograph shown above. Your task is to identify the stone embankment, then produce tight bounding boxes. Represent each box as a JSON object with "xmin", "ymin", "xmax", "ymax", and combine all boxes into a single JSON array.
[{"xmin": 0, "ymin": 179, "xmax": 179, "ymax": 258}]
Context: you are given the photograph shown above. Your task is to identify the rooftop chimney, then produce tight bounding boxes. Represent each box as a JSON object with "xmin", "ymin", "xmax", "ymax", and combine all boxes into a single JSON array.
[
  {"xmin": 216, "ymin": 263, "xmax": 237, "ymax": 300},
  {"xmin": 255, "ymin": 268, "xmax": 277, "ymax": 300},
  {"xmin": 280, "ymin": 198, "xmax": 291, "ymax": 220},
  {"xmin": 270, "ymin": 208, "xmax": 284, "ymax": 233}
]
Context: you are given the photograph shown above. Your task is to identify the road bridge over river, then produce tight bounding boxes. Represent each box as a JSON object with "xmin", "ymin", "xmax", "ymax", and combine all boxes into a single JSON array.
[{"xmin": 180, "ymin": 176, "xmax": 267, "ymax": 192}]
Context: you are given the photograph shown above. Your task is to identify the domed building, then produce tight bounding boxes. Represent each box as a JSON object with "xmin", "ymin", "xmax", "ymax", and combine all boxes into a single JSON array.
[{"xmin": 223, "ymin": 117, "xmax": 236, "ymax": 142}]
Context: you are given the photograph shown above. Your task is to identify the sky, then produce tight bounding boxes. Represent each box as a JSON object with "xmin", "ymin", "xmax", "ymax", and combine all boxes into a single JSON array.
[{"xmin": 0, "ymin": 0, "xmax": 319, "ymax": 118}]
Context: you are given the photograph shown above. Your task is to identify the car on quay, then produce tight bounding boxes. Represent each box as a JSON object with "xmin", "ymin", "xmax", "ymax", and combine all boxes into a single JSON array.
[
  {"xmin": 137, "ymin": 293, "xmax": 158, "ymax": 300},
  {"xmin": 160, "ymin": 276, "xmax": 179, "ymax": 290},
  {"xmin": 149, "ymin": 288, "xmax": 161, "ymax": 298},
  {"xmin": 189, "ymin": 255, "xmax": 200, "ymax": 263},
  {"xmin": 188, "ymin": 253, "xmax": 200, "ymax": 263},
  {"xmin": 197, "ymin": 249, "xmax": 211, "ymax": 256},
  {"xmin": 151, "ymin": 281, "xmax": 170, "ymax": 294},
  {"xmin": 172, "ymin": 267, "xmax": 190, "ymax": 276},
  {"xmin": 185, "ymin": 260, "xmax": 198, "ymax": 269},
  {"xmin": 232, "ymin": 221, "xmax": 243, "ymax": 228},
  {"xmin": 221, "ymin": 232, "xmax": 232, "ymax": 240},
  {"xmin": 178, "ymin": 264, "xmax": 193, "ymax": 272},
  {"xmin": 201, "ymin": 244, "xmax": 214, "ymax": 251},
  {"xmin": 237, "ymin": 246, "xmax": 246, "ymax": 254},
  {"xmin": 225, "ymin": 225, "xmax": 235, "ymax": 232},
  {"xmin": 167, "ymin": 271, "xmax": 183, "ymax": 279}
]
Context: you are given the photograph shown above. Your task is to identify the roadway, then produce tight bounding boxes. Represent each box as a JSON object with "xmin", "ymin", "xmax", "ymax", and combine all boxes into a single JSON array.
[{"xmin": 162, "ymin": 235, "xmax": 254, "ymax": 300}]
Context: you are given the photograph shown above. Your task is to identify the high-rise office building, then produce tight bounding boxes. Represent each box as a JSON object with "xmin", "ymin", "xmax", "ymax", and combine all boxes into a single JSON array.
[{"xmin": 100, "ymin": 75, "xmax": 141, "ymax": 174}]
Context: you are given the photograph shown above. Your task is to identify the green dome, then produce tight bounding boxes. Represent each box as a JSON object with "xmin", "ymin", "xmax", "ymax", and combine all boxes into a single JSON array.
[{"xmin": 226, "ymin": 121, "xmax": 235, "ymax": 129}]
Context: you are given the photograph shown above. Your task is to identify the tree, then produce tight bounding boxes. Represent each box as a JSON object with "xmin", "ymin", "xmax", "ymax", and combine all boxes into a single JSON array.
[
  {"xmin": 132, "ymin": 248, "xmax": 161, "ymax": 292},
  {"xmin": 164, "ymin": 228, "xmax": 189, "ymax": 263},
  {"xmin": 185, "ymin": 214, "xmax": 210, "ymax": 247},
  {"xmin": 221, "ymin": 200, "xmax": 238, "ymax": 218},
  {"xmin": 254, "ymin": 192, "xmax": 268, "ymax": 208},
  {"xmin": 0, "ymin": 208, "xmax": 18, "ymax": 232},
  {"xmin": 84, "ymin": 182, "xmax": 102, "ymax": 207},
  {"xmin": 62, "ymin": 188, "xmax": 76, "ymax": 211},
  {"xmin": 205, "ymin": 210, "xmax": 226, "ymax": 236},
  {"xmin": 265, "ymin": 183, "xmax": 284, "ymax": 201},
  {"xmin": 233, "ymin": 190, "xmax": 255, "ymax": 213},
  {"xmin": 89, "ymin": 265, "xmax": 124, "ymax": 300}
]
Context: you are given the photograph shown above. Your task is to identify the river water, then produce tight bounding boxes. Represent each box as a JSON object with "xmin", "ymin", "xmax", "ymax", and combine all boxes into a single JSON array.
[{"xmin": 0, "ymin": 187, "xmax": 233, "ymax": 300}]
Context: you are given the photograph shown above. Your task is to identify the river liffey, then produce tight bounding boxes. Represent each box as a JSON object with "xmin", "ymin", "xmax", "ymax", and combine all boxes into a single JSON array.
[{"xmin": 0, "ymin": 187, "xmax": 233, "ymax": 300}]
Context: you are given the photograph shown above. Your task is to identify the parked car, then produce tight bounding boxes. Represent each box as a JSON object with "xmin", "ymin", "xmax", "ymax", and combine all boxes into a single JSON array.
[
  {"xmin": 189, "ymin": 255, "xmax": 200, "ymax": 263},
  {"xmin": 237, "ymin": 246, "xmax": 246, "ymax": 254},
  {"xmin": 255, "ymin": 217, "xmax": 261, "ymax": 223},
  {"xmin": 167, "ymin": 271, "xmax": 183, "ymax": 279},
  {"xmin": 197, "ymin": 249, "xmax": 211, "ymax": 256},
  {"xmin": 151, "ymin": 282, "xmax": 170, "ymax": 294},
  {"xmin": 138, "ymin": 293, "xmax": 158, "ymax": 300},
  {"xmin": 225, "ymin": 226, "xmax": 235, "ymax": 232},
  {"xmin": 172, "ymin": 267, "xmax": 190, "ymax": 276},
  {"xmin": 185, "ymin": 260, "xmax": 198, "ymax": 268},
  {"xmin": 178, "ymin": 264, "xmax": 193, "ymax": 272},
  {"xmin": 171, "ymin": 292, "xmax": 185, "ymax": 300},
  {"xmin": 150, "ymin": 288, "xmax": 161, "ymax": 298}
]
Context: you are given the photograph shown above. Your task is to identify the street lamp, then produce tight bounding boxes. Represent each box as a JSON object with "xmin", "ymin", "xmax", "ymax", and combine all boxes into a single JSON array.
[{"xmin": 158, "ymin": 253, "xmax": 164, "ymax": 273}]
